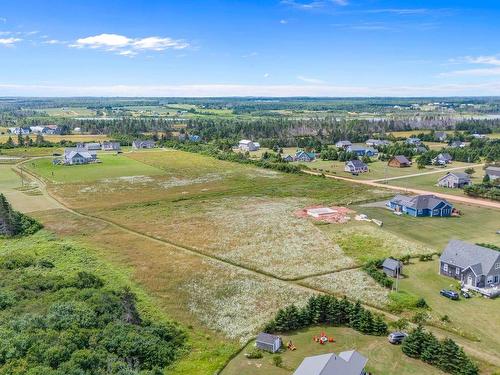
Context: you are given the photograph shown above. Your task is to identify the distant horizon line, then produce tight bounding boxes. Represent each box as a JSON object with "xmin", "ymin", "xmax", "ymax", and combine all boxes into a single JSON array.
[{"xmin": 2, "ymin": 95, "xmax": 500, "ymax": 99}]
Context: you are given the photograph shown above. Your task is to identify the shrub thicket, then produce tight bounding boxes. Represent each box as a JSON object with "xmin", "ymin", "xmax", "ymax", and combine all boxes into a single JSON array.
[{"xmin": 0, "ymin": 194, "xmax": 42, "ymax": 237}]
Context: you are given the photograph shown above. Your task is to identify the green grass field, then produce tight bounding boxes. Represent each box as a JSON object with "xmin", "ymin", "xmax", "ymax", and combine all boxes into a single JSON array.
[
  {"xmin": 25, "ymin": 154, "xmax": 164, "ymax": 183},
  {"xmin": 222, "ymin": 326, "xmax": 445, "ymax": 375},
  {"xmin": 387, "ymin": 168, "xmax": 485, "ymax": 196},
  {"xmin": 357, "ymin": 204, "xmax": 500, "ymax": 249}
]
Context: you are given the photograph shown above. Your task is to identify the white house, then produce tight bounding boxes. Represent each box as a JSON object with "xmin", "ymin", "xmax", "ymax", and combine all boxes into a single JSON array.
[
  {"xmin": 335, "ymin": 140, "xmax": 352, "ymax": 149},
  {"xmin": 344, "ymin": 160, "xmax": 368, "ymax": 174},
  {"xmin": 63, "ymin": 148, "xmax": 97, "ymax": 165},
  {"xmin": 238, "ymin": 139, "xmax": 260, "ymax": 151}
]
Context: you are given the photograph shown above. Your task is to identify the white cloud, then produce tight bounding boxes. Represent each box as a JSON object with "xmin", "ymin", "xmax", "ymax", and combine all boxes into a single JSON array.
[
  {"xmin": 297, "ymin": 75, "xmax": 325, "ymax": 84},
  {"xmin": 242, "ymin": 51, "xmax": 259, "ymax": 58},
  {"xmin": 279, "ymin": 19, "xmax": 288, "ymax": 24},
  {"xmin": 70, "ymin": 33, "xmax": 189, "ymax": 55},
  {"xmin": 3, "ymin": 82, "xmax": 500, "ymax": 97},
  {"xmin": 264, "ymin": 73, "xmax": 270, "ymax": 78},
  {"xmin": 42, "ymin": 39, "xmax": 66, "ymax": 45},
  {"xmin": 0, "ymin": 17, "xmax": 6, "ymax": 23},
  {"xmin": 366, "ymin": 8, "xmax": 429, "ymax": 15},
  {"xmin": 440, "ymin": 67, "xmax": 500, "ymax": 77},
  {"xmin": 441, "ymin": 54, "xmax": 500, "ymax": 77},
  {"xmin": 0, "ymin": 37, "xmax": 21, "ymax": 46}
]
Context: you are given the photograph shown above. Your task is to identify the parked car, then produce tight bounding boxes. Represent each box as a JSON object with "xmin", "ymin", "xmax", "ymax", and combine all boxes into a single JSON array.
[
  {"xmin": 388, "ymin": 332, "xmax": 408, "ymax": 344},
  {"xmin": 440, "ymin": 289, "xmax": 459, "ymax": 300}
]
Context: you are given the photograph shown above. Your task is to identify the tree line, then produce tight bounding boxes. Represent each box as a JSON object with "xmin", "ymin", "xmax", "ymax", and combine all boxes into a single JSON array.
[{"xmin": 264, "ymin": 294, "xmax": 388, "ymax": 336}]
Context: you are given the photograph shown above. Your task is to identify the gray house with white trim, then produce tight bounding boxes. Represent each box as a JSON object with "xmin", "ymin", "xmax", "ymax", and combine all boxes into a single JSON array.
[
  {"xmin": 439, "ymin": 240, "xmax": 500, "ymax": 288},
  {"xmin": 485, "ymin": 166, "xmax": 500, "ymax": 181},
  {"xmin": 437, "ymin": 172, "xmax": 471, "ymax": 188},
  {"xmin": 255, "ymin": 333, "xmax": 281, "ymax": 353},
  {"xmin": 294, "ymin": 350, "xmax": 367, "ymax": 375}
]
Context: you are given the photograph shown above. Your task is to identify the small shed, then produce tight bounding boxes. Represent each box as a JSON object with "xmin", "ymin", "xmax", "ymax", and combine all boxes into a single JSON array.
[
  {"xmin": 256, "ymin": 333, "xmax": 282, "ymax": 353},
  {"xmin": 382, "ymin": 258, "xmax": 403, "ymax": 278}
]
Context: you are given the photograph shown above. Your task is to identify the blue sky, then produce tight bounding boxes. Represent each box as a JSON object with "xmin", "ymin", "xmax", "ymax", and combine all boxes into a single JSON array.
[{"xmin": 1, "ymin": 0, "xmax": 500, "ymax": 96}]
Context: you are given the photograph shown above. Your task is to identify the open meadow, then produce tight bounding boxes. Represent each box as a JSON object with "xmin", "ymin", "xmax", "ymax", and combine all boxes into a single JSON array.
[{"xmin": 13, "ymin": 147, "xmax": 500, "ymax": 374}]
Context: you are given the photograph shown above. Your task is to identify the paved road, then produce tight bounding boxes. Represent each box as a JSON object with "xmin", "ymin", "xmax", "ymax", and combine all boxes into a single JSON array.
[
  {"xmin": 371, "ymin": 163, "xmax": 485, "ymax": 182},
  {"xmin": 304, "ymin": 169, "xmax": 500, "ymax": 209}
]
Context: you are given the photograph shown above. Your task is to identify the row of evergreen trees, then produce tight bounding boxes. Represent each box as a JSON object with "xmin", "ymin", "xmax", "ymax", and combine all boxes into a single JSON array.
[
  {"xmin": 0, "ymin": 194, "xmax": 42, "ymax": 237},
  {"xmin": 264, "ymin": 295, "xmax": 388, "ymax": 336},
  {"xmin": 402, "ymin": 325, "xmax": 479, "ymax": 375}
]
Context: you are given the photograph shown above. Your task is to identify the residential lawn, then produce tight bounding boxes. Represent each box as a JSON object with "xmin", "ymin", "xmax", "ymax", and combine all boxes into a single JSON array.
[
  {"xmin": 387, "ymin": 168, "xmax": 485, "ymax": 196},
  {"xmin": 24, "ymin": 153, "xmax": 164, "ymax": 183},
  {"xmin": 399, "ymin": 260, "xmax": 500, "ymax": 366},
  {"xmin": 355, "ymin": 204, "xmax": 500, "ymax": 250},
  {"xmin": 305, "ymin": 160, "xmax": 457, "ymax": 180},
  {"xmin": 221, "ymin": 326, "xmax": 445, "ymax": 375}
]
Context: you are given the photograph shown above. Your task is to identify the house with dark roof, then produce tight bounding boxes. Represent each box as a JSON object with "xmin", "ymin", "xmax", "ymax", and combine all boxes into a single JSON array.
[
  {"xmin": 255, "ymin": 333, "xmax": 282, "ymax": 353},
  {"xmin": 406, "ymin": 137, "xmax": 421, "ymax": 145},
  {"xmin": 293, "ymin": 350, "xmax": 368, "ymax": 375},
  {"xmin": 282, "ymin": 154, "xmax": 294, "ymax": 162},
  {"xmin": 382, "ymin": 258, "xmax": 403, "ymax": 278},
  {"xmin": 433, "ymin": 153, "xmax": 453, "ymax": 165},
  {"xmin": 387, "ymin": 194, "xmax": 453, "ymax": 217},
  {"xmin": 347, "ymin": 145, "xmax": 378, "ymax": 157},
  {"xmin": 434, "ymin": 132, "xmax": 447, "ymax": 142},
  {"xmin": 437, "ymin": 172, "xmax": 471, "ymax": 188},
  {"xmin": 344, "ymin": 159, "xmax": 368, "ymax": 174},
  {"xmin": 485, "ymin": 166, "xmax": 500, "ymax": 181},
  {"xmin": 132, "ymin": 140, "xmax": 156, "ymax": 149},
  {"xmin": 335, "ymin": 140, "xmax": 352, "ymax": 149},
  {"xmin": 440, "ymin": 240, "xmax": 500, "ymax": 288},
  {"xmin": 295, "ymin": 150, "xmax": 316, "ymax": 162},
  {"xmin": 388, "ymin": 155, "xmax": 411, "ymax": 168},
  {"xmin": 450, "ymin": 140, "xmax": 465, "ymax": 148}
]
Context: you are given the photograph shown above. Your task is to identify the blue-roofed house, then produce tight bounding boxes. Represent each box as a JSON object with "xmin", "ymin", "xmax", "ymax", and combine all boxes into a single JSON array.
[
  {"xmin": 295, "ymin": 150, "xmax": 316, "ymax": 162},
  {"xmin": 387, "ymin": 194, "xmax": 453, "ymax": 217},
  {"xmin": 188, "ymin": 135, "xmax": 201, "ymax": 142},
  {"xmin": 347, "ymin": 145, "xmax": 378, "ymax": 157}
]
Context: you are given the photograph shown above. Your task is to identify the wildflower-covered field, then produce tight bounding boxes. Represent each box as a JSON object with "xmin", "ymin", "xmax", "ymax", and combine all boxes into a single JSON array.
[{"xmin": 299, "ymin": 269, "xmax": 390, "ymax": 308}]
